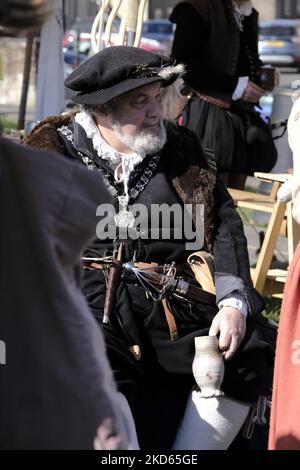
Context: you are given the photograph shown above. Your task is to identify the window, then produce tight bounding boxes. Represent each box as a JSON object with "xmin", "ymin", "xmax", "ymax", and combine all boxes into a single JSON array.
[
  {"xmin": 260, "ymin": 26, "xmax": 295, "ymax": 37},
  {"xmin": 283, "ymin": 0, "xmax": 292, "ymax": 17},
  {"xmin": 278, "ymin": 0, "xmax": 300, "ymax": 18}
]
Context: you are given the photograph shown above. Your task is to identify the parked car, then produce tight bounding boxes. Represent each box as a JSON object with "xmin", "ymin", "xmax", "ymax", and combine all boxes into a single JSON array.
[
  {"xmin": 63, "ymin": 17, "xmax": 170, "ymax": 76},
  {"xmin": 63, "ymin": 35, "xmax": 167, "ymax": 73},
  {"xmin": 142, "ymin": 19, "xmax": 174, "ymax": 55},
  {"xmin": 64, "ymin": 17, "xmax": 93, "ymax": 48},
  {"xmin": 259, "ymin": 19, "xmax": 300, "ymax": 70},
  {"xmin": 63, "ymin": 16, "xmax": 120, "ymax": 49}
]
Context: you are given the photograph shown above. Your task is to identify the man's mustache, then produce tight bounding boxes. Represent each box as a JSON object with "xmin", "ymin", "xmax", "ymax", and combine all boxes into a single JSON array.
[{"xmin": 141, "ymin": 121, "xmax": 162, "ymax": 132}]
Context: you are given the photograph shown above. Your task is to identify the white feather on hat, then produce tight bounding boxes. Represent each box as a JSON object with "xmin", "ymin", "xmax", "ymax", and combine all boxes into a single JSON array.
[{"xmin": 157, "ymin": 63, "xmax": 185, "ymax": 81}]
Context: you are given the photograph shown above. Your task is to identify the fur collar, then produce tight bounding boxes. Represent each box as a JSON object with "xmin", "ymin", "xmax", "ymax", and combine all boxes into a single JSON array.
[{"xmin": 27, "ymin": 113, "xmax": 76, "ymax": 153}]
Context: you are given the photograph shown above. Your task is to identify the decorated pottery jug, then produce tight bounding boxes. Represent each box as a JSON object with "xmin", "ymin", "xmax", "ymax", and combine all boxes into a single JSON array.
[{"xmin": 192, "ymin": 336, "xmax": 225, "ymax": 398}]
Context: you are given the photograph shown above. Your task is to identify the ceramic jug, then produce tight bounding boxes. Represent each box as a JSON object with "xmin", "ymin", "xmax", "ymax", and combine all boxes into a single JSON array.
[{"xmin": 192, "ymin": 336, "xmax": 224, "ymax": 398}]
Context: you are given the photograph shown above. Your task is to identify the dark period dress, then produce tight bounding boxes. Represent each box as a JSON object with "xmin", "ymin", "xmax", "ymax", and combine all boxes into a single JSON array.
[{"xmin": 170, "ymin": 0, "xmax": 277, "ymax": 175}]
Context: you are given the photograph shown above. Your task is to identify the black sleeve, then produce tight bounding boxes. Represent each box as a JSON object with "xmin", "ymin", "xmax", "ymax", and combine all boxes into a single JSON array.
[
  {"xmin": 244, "ymin": 11, "xmax": 263, "ymax": 70},
  {"xmin": 212, "ymin": 177, "xmax": 264, "ymax": 316},
  {"xmin": 171, "ymin": 4, "xmax": 238, "ymax": 94}
]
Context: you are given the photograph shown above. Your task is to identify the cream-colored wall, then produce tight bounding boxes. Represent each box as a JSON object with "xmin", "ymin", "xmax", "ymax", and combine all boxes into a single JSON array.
[
  {"xmin": 0, "ymin": 38, "xmax": 36, "ymax": 106},
  {"xmin": 253, "ymin": 0, "xmax": 276, "ymax": 21}
]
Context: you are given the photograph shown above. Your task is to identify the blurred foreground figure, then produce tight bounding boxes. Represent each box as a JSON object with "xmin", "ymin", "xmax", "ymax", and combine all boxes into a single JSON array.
[
  {"xmin": 0, "ymin": 140, "xmax": 135, "ymax": 450},
  {"xmin": 0, "ymin": 0, "xmax": 50, "ymax": 36},
  {"xmin": 0, "ymin": 2, "xmax": 134, "ymax": 450},
  {"xmin": 269, "ymin": 97, "xmax": 300, "ymax": 450}
]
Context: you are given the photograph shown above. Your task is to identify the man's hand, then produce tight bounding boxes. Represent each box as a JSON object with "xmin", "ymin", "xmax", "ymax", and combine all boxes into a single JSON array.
[
  {"xmin": 94, "ymin": 418, "xmax": 127, "ymax": 450},
  {"xmin": 209, "ymin": 307, "xmax": 246, "ymax": 360},
  {"xmin": 242, "ymin": 81, "xmax": 266, "ymax": 103}
]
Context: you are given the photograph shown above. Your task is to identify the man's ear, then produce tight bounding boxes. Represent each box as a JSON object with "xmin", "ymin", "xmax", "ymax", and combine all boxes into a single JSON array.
[
  {"xmin": 99, "ymin": 101, "xmax": 118, "ymax": 116},
  {"xmin": 96, "ymin": 105, "xmax": 109, "ymax": 116}
]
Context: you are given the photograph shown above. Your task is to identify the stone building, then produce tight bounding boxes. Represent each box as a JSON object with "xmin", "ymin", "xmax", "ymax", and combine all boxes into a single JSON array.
[
  {"xmin": 150, "ymin": 1, "xmax": 300, "ymax": 21},
  {"xmin": 276, "ymin": 0, "xmax": 300, "ymax": 18},
  {"xmin": 254, "ymin": 0, "xmax": 276, "ymax": 21},
  {"xmin": 63, "ymin": 1, "xmax": 300, "ymax": 25},
  {"xmin": 254, "ymin": 0, "xmax": 300, "ymax": 21}
]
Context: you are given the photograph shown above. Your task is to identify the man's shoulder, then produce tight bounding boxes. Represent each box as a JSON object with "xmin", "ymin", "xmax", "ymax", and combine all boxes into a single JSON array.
[
  {"xmin": 164, "ymin": 120, "xmax": 216, "ymax": 172},
  {"xmin": 165, "ymin": 119, "xmax": 201, "ymax": 149},
  {"xmin": 170, "ymin": 0, "xmax": 218, "ymax": 21},
  {"xmin": 26, "ymin": 113, "xmax": 76, "ymax": 154}
]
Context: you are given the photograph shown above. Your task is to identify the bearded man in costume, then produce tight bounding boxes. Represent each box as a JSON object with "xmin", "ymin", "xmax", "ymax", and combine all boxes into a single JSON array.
[{"xmin": 27, "ymin": 46, "xmax": 275, "ymax": 450}]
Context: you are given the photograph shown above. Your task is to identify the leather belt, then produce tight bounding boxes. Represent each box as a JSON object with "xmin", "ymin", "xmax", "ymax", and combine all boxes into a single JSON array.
[
  {"xmin": 84, "ymin": 262, "xmax": 111, "ymax": 270},
  {"xmin": 83, "ymin": 260, "xmax": 216, "ymax": 343},
  {"xmin": 84, "ymin": 261, "xmax": 187, "ymax": 272},
  {"xmin": 194, "ymin": 91, "xmax": 231, "ymax": 110},
  {"xmin": 83, "ymin": 260, "xmax": 188, "ymax": 342}
]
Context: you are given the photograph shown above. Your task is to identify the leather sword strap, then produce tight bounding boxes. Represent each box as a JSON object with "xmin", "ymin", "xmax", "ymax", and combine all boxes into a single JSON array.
[{"xmin": 194, "ymin": 91, "xmax": 231, "ymax": 110}]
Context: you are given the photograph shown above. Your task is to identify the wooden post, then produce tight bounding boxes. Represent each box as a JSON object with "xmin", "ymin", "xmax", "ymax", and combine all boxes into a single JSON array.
[
  {"xmin": 252, "ymin": 200, "xmax": 287, "ymax": 293},
  {"xmin": 18, "ymin": 33, "xmax": 34, "ymax": 130}
]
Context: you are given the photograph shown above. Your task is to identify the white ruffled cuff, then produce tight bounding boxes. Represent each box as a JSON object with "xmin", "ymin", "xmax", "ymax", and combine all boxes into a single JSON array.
[
  {"xmin": 218, "ymin": 292, "xmax": 248, "ymax": 317},
  {"xmin": 232, "ymin": 76, "xmax": 249, "ymax": 101}
]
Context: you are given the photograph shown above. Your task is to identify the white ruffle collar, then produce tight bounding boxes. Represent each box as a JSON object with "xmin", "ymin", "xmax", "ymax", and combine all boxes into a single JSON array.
[
  {"xmin": 75, "ymin": 109, "xmax": 146, "ymax": 200},
  {"xmin": 232, "ymin": 1, "xmax": 253, "ymax": 31},
  {"xmin": 75, "ymin": 109, "xmax": 145, "ymax": 167}
]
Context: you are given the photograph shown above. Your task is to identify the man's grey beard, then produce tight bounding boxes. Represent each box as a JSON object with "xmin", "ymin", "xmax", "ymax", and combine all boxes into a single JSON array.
[{"xmin": 112, "ymin": 120, "xmax": 167, "ymax": 155}]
